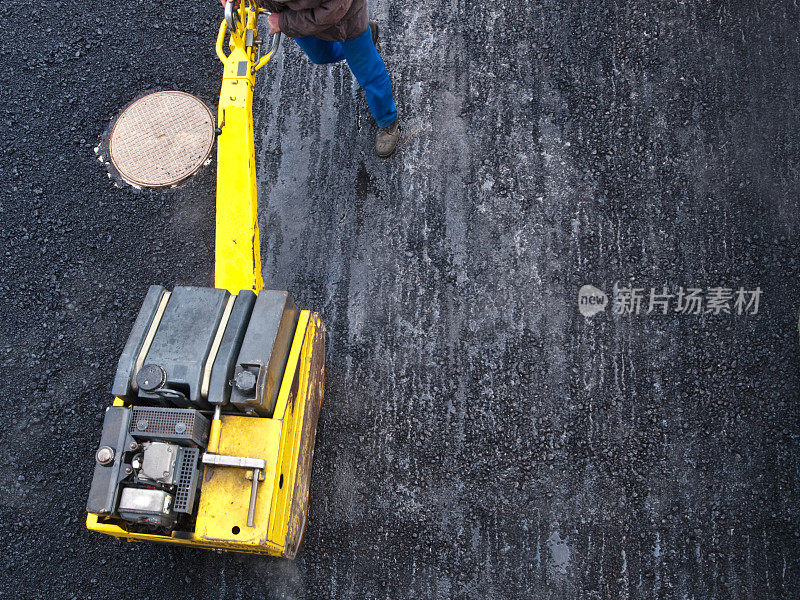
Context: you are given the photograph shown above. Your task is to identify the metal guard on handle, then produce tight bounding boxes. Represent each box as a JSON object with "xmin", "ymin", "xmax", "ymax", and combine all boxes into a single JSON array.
[{"xmin": 224, "ymin": 0, "xmax": 240, "ymax": 32}]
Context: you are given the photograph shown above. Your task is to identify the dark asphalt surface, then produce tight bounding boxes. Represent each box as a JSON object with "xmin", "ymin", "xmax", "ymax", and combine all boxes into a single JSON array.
[{"xmin": 1, "ymin": 1, "xmax": 799, "ymax": 599}]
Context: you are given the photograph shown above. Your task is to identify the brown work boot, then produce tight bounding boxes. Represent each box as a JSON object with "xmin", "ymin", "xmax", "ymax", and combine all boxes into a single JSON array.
[
  {"xmin": 376, "ymin": 119, "xmax": 399, "ymax": 158},
  {"xmin": 369, "ymin": 20, "xmax": 379, "ymax": 46}
]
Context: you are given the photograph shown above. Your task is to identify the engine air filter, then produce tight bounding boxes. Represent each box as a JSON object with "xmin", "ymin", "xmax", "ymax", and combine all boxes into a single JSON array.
[{"xmin": 107, "ymin": 91, "xmax": 215, "ymax": 188}]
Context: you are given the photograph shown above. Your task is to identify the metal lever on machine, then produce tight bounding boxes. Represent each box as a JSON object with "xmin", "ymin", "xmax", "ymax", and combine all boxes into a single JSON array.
[
  {"xmin": 202, "ymin": 452, "xmax": 267, "ymax": 527},
  {"xmin": 252, "ymin": 20, "xmax": 281, "ymax": 73}
]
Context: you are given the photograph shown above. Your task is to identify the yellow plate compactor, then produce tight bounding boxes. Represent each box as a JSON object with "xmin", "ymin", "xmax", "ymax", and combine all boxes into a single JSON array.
[{"xmin": 86, "ymin": 2, "xmax": 325, "ymax": 558}]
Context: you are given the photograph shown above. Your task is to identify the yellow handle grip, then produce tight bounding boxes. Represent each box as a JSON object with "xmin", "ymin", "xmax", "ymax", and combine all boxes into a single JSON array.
[
  {"xmin": 216, "ymin": 19, "xmax": 229, "ymax": 62},
  {"xmin": 208, "ymin": 416, "xmax": 222, "ymax": 453}
]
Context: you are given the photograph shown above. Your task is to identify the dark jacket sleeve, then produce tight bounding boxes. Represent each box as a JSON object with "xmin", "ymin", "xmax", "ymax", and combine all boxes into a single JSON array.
[
  {"xmin": 277, "ymin": 0, "xmax": 353, "ymax": 38},
  {"xmin": 258, "ymin": 0, "xmax": 284, "ymax": 12}
]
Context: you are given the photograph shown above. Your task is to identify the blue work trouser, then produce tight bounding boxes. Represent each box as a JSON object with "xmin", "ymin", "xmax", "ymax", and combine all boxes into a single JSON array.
[{"xmin": 294, "ymin": 27, "xmax": 397, "ymax": 128}]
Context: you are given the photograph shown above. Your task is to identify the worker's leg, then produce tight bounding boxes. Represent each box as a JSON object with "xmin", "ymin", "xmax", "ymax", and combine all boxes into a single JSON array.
[
  {"xmin": 341, "ymin": 28, "xmax": 397, "ymax": 128},
  {"xmin": 294, "ymin": 36, "xmax": 345, "ymax": 65}
]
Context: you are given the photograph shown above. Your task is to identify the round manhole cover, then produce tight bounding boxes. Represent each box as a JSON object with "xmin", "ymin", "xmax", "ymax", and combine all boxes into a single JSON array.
[{"xmin": 109, "ymin": 91, "xmax": 215, "ymax": 188}]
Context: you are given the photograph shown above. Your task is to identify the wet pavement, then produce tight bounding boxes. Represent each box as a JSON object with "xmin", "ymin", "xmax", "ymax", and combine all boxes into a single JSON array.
[{"xmin": 0, "ymin": 1, "xmax": 798, "ymax": 599}]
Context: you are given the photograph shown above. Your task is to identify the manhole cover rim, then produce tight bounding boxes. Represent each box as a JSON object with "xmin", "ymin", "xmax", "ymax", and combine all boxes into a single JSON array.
[{"xmin": 109, "ymin": 90, "xmax": 215, "ymax": 188}]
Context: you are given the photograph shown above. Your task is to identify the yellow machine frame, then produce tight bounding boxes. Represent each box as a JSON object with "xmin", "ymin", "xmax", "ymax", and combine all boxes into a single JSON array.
[{"xmin": 86, "ymin": 2, "xmax": 326, "ymax": 557}]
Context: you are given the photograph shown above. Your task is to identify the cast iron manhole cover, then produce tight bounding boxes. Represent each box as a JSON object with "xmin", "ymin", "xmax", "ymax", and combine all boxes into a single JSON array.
[{"xmin": 108, "ymin": 91, "xmax": 215, "ymax": 188}]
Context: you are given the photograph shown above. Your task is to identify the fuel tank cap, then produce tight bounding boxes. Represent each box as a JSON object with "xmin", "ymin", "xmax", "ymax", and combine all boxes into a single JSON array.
[{"xmin": 136, "ymin": 364, "xmax": 167, "ymax": 393}]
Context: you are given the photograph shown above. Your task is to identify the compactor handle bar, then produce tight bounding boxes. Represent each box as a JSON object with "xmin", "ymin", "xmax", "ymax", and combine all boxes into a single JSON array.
[{"xmin": 218, "ymin": 0, "xmax": 282, "ymax": 72}]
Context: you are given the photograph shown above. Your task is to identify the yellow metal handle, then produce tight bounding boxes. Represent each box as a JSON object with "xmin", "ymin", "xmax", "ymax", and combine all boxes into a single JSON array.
[
  {"xmin": 216, "ymin": 19, "xmax": 229, "ymax": 62},
  {"xmin": 208, "ymin": 405, "xmax": 223, "ymax": 454}
]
